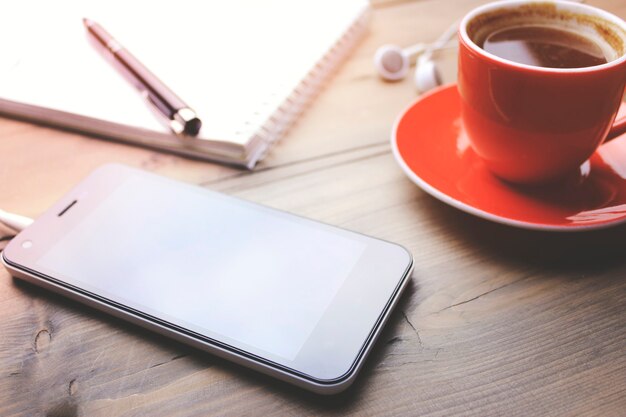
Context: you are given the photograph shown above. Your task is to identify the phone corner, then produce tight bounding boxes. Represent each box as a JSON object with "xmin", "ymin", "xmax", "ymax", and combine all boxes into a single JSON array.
[
  {"xmin": 391, "ymin": 241, "xmax": 414, "ymax": 273},
  {"xmin": 400, "ymin": 244, "xmax": 414, "ymax": 268},
  {"xmin": 303, "ymin": 370, "xmax": 360, "ymax": 395},
  {"xmin": 1, "ymin": 238, "xmax": 17, "ymax": 268},
  {"xmin": 1, "ymin": 250, "xmax": 9, "ymax": 269}
]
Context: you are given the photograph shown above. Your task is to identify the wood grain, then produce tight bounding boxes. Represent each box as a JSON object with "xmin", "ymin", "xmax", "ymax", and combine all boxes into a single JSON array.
[{"xmin": 1, "ymin": 0, "xmax": 625, "ymax": 416}]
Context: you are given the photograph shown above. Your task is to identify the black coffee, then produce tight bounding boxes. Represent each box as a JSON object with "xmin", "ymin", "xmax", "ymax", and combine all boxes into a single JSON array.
[{"xmin": 482, "ymin": 25, "xmax": 608, "ymax": 68}]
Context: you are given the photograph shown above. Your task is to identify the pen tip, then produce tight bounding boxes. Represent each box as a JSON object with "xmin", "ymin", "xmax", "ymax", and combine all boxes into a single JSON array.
[{"xmin": 82, "ymin": 18, "xmax": 94, "ymax": 28}]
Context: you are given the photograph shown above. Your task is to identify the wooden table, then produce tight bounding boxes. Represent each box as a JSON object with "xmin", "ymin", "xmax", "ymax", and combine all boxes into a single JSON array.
[{"xmin": 2, "ymin": 1, "xmax": 625, "ymax": 415}]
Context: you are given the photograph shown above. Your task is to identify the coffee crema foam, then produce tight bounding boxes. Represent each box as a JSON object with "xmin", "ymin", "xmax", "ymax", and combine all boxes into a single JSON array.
[{"xmin": 466, "ymin": 2, "xmax": 626, "ymax": 64}]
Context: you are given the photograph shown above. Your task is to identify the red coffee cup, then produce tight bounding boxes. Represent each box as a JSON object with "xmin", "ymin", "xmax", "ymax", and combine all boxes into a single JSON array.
[{"xmin": 458, "ymin": 0, "xmax": 626, "ymax": 184}]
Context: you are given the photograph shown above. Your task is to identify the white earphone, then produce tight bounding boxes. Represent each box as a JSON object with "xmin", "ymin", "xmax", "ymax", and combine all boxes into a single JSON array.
[
  {"xmin": 374, "ymin": 43, "xmax": 433, "ymax": 81},
  {"xmin": 414, "ymin": 22, "xmax": 459, "ymax": 93},
  {"xmin": 374, "ymin": 22, "xmax": 458, "ymax": 92},
  {"xmin": 376, "ymin": 0, "xmax": 585, "ymax": 92}
]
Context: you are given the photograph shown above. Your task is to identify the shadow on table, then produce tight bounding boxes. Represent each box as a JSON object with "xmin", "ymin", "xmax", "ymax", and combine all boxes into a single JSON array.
[{"xmin": 417, "ymin": 194, "xmax": 626, "ymax": 272}]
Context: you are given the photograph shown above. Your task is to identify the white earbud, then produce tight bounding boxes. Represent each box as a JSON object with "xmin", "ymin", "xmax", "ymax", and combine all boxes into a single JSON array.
[
  {"xmin": 375, "ymin": 42, "xmax": 458, "ymax": 82},
  {"xmin": 414, "ymin": 22, "xmax": 459, "ymax": 93},
  {"xmin": 374, "ymin": 43, "xmax": 430, "ymax": 81},
  {"xmin": 414, "ymin": 58, "xmax": 441, "ymax": 93},
  {"xmin": 375, "ymin": 22, "xmax": 459, "ymax": 92}
]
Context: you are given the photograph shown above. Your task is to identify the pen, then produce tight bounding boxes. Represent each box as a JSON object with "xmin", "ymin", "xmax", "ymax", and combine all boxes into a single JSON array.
[{"xmin": 83, "ymin": 18, "xmax": 202, "ymax": 136}]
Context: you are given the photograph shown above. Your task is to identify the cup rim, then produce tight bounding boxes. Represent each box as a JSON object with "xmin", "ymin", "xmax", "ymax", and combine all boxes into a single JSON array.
[{"xmin": 459, "ymin": 0, "xmax": 626, "ymax": 74}]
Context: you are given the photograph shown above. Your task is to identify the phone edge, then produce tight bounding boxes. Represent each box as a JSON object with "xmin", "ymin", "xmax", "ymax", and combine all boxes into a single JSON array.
[{"xmin": 2, "ymin": 251, "xmax": 413, "ymax": 395}]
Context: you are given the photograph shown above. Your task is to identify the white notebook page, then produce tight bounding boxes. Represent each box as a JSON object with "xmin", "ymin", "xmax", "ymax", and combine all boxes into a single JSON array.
[{"xmin": 0, "ymin": 0, "xmax": 366, "ymax": 145}]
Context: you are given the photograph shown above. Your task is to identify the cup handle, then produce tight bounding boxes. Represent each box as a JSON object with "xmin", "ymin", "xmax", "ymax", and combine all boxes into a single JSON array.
[{"xmin": 605, "ymin": 103, "xmax": 626, "ymax": 143}]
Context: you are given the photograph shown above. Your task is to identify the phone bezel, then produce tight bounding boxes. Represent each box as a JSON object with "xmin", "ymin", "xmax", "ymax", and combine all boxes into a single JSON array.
[{"xmin": 2, "ymin": 164, "xmax": 413, "ymax": 393}]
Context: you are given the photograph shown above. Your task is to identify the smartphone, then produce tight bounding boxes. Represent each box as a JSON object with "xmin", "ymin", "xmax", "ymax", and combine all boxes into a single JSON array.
[{"xmin": 2, "ymin": 164, "xmax": 412, "ymax": 394}]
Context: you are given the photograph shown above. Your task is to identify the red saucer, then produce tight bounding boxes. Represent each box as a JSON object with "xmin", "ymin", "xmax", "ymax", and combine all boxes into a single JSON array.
[{"xmin": 391, "ymin": 84, "xmax": 626, "ymax": 231}]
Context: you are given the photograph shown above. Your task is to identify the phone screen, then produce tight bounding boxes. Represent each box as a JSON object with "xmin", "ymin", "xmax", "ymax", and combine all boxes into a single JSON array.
[{"xmin": 34, "ymin": 175, "xmax": 368, "ymax": 363}]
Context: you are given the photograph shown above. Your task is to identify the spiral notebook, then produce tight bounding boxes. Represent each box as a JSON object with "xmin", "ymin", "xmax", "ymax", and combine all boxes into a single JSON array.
[{"xmin": 0, "ymin": 0, "xmax": 369, "ymax": 168}]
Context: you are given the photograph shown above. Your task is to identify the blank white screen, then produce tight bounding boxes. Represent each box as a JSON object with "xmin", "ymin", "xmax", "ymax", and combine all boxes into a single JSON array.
[{"xmin": 38, "ymin": 177, "xmax": 366, "ymax": 361}]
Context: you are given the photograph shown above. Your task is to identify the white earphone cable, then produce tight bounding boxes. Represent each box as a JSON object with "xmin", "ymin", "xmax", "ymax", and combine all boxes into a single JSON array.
[
  {"xmin": 0, "ymin": 209, "xmax": 34, "ymax": 232},
  {"xmin": 420, "ymin": 21, "xmax": 459, "ymax": 63}
]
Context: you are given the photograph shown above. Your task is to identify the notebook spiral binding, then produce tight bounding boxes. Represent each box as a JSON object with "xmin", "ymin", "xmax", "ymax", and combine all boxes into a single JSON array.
[{"xmin": 243, "ymin": 4, "xmax": 371, "ymax": 168}]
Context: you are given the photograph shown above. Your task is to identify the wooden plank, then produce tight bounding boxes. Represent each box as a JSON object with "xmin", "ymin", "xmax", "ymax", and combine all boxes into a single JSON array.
[{"xmin": 1, "ymin": 146, "xmax": 625, "ymax": 416}]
